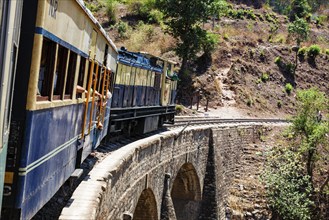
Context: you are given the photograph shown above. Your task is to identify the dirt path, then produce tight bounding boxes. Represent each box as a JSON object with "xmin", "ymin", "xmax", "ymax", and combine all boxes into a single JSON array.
[{"xmin": 193, "ymin": 65, "xmax": 251, "ymax": 118}]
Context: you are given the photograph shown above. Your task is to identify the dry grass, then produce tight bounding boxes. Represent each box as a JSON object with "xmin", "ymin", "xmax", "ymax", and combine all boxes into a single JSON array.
[
  {"xmin": 122, "ymin": 24, "xmax": 176, "ymax": 56},
  {"xmin": 214, "ymin": 77, "xmax": 222, "ymax": 95}
]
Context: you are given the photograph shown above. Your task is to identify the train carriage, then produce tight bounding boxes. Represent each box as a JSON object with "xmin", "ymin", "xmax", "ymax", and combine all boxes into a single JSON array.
[
  {"xmin": 0, "ymin": 0, "xmax": 23, "ymax": 216},
  {"xmin": 2, "ymin": 0, "xmax": 117, "ymax": 219},
  {"xmin": 109, "ymin": 48, "xmax": 177, "ymax": 135}
]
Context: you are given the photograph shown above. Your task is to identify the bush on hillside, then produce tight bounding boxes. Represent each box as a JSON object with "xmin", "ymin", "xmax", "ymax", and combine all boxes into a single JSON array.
[
  {"xmin": 285, "ymin": 83, "xmax": 293, "ymax": 94},
  {"xmin": 201, "ymin": 32, "xmax": 219, "ymax": 57},
  {"xmin": 106, "ymin": 0, "xmax": 119, "ymax": 25},
  {"xmin": 274, "ymin": 56, "xmax": 282, "ymax": 64},
  {"xmin": 297, "ymin": 46, "xmax": 307, "ymax": 57},
  {"xmin": 148, "ymin": 9, "xmax": 164, "ymax": 24},
  {"xmin": 307, "ymin": 45, "xmax": 321, "ymax": 58}
]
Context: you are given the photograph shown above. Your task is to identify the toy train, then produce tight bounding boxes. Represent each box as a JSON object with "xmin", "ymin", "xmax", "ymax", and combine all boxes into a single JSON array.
[{"xmin": 0, "ymin": 0, "xmax": 177, "ymax": 219}]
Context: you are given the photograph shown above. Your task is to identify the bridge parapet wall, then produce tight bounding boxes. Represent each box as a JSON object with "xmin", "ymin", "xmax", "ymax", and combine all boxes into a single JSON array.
[{"xmin": 59, "ymin": 125, "xmax": 262, "ymax": 220}]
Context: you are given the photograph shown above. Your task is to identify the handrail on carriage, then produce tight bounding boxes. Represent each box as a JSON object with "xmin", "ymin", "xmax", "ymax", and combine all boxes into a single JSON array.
[{"xmin": 81, "ymin": 56, "xmax": 95, "ymax": 139}]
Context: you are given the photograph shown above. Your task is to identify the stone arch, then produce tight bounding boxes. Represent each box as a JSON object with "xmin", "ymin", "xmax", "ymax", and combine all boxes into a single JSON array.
[
  {"xmin": 133, "ymin": 188, "xmax": 158, "ymax": 220},
  {"xmin": 171, "ymin": 163, "xmax": 202, "ymax": 220}
]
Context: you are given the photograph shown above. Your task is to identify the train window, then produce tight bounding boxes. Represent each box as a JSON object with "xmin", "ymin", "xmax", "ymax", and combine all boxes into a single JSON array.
[
  {"xmin": 115, "ymin": 64, "xmax": 122, "ymax": 84},
  {"xmin": 37, "ymin": 38, "xmax": 56, "ymax": 101},
  {"xmin": 53, "ymin": 45, "xmax": 68, "ymax": 100},
  {"xmin": 142, "ymin": 69, "xmax": 147, "ymax": 86},
  {"xmin": 92, "ymin": 63, "xmax": 100, "ymax": 94},
  {"xmin": 147, "ymin": 71, "xmax": 152, "ymax": 87},
  {"xmin": 120, "ymin": 65, "xmax": 126, "ymax": 85},
  {"xmin": 151, "ymin": 72, "xmax": 155, "ymax": 87},
  {"xmin": 64, "ymin": 51, "xmax": 77, "ymax": 99},
  {"xmin": 97, "ymin": 67, "xmax": 103, "ymax": 92},
  {"xmin": 130, "ymin": 67, "xmax": 136, "ymax": 86},
  {"xmin": 154, "ymin": 73, "xmax": 161, "ymax": 89},
  {"xmin": 76, "ymin": 57, "xmax": 86, "ymax": 98},
  {"xmin": 124, "ymin": 66, "xmax": 131, "ymax": 85}
]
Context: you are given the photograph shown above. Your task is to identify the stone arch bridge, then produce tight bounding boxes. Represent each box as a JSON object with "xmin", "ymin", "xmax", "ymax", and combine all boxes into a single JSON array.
[{"xmin": 60, "ymin": 124, "xmax": 263, "ymax": 220}]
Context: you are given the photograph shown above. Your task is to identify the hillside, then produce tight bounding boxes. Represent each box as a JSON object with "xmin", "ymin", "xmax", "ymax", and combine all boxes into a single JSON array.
[{"xmin": 84, "ymin": 0, "xmax": 329, "ymax": 118}]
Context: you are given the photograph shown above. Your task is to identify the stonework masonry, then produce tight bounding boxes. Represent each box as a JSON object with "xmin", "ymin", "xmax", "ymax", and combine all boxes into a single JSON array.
[{"xmin": 59, "ymin": 124, "xmax": 262, "ymax": 220}]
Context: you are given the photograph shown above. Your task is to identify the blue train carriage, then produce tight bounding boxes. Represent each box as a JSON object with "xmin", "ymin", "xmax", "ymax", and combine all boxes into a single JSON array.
[
  {"xmin": 110, "ymin": 48, "xmax": 178, "ymax": 135},
  {"xmin": 2, "ymin": 0, "xmax": 117, "ymax": 219},
  {"xmin": 0, "ymin": 0, "xmax": 23, "ymax": 215}
]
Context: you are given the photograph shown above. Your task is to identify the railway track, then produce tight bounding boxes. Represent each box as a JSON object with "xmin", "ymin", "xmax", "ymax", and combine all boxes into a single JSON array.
[{"xmin": 165, "ymin": 116, "xmax": 289, "ymax": 129}]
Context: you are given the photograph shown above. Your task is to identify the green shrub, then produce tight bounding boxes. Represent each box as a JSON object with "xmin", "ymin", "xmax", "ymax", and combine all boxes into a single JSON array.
[
  {"xmin": 274, "ymin": 56, "xmax": 281, "ymax": 64},
  {"xmin": 247, "ymin": 98, "xmax": 253, "ymax": 106},
  {"xmin": 261, "ymin": 73, "xmax": 269, "ymax": 82},
  {"xmin": 285, "ymin": 83, "xmax": 293, "ymax": 94},
  {"xmin": 148, "ymin": 9, "xmax": 163, "ymax": 24},
  {"xmin": 277, "ymin": 100, "xmax": 282, "ymax": 108},
  {"xmin": 286, "ymin": 62, "xmax": 295, "ymax": 74},
  {"xmin": 236, "ymin": 9, "xmax": 245, "ymax": 19},
  {"xmin": 245, "ymin": 9, "xmax": 256, "ymax": 20},
  {"xmin": 175, "ymin": 104, "xmax": 184, "ymax": 113},
  {"xmin": 202, "ymin": 32, "xmax": 219, "ymax": 56},
  {"xmin": 223, "ymin": 33, "xmax": 229, "ymax": 41},
  {"xmin": 117, "ymin": 21, "xmax": 130, "ymax": 38},
  {"xmin": 227, "ymin": 9, "xmax": 237, "ymax": 18},
  {"xmin": 106, "ymin": 0, "xmax": 119, "ymax": 25},
  {"xmin": 126, "ymin": 0, "xmax": 156, "ymax": 18},
  {"xmin": 263, "ymin": 148, "xmax": 314, "ymax": 220},
  {"xmin": 298, "ymin": 46, "xmax": 307, "ymax": 57},
  {"xmin": 307, "ymin": 45, "xmax": 321, "ymax": 58},
  {"xmin": 315, "ymin": 15, "xmax": 327, "ymax": 26},
  {"xmin": 85, "ymin": 2, "xmax": 102, "ymax": 13},
  {"xmin": 265, "ymin": 13, "xmax": 277, "ymax": 23}
]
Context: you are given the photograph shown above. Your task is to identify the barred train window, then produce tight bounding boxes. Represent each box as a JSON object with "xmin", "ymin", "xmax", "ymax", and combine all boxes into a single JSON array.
[
  {"xmin": 64, "ymin": 52, "xmax": 77, "ymax": 99},
  {"xmin": 37, "ymin": 38, "xmax": 56, "ymax": 101},
  {"xmin": 76, "ymin": 57, "xmax": 86, "ymax": 98},
  {"xmin": 53, "ymin": 45, "xmax": 68, "ymax": 100}
]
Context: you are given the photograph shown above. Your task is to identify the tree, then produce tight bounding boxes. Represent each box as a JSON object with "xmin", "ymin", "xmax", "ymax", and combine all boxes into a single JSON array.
[
  {"xmin": 288, "ymin": 17, "xmax": 309, "ymax": 76},
  {"xmin": 289, "ymin": 0, "xmax": 311, "ymax": 21},
  {"xmin": 290, "ymin": 89, "xmax": 329, "ymax": 183},
  {"xmin": 156, "ymin": 0, "xmax": 214, "ymax": 71},
  {"xmin": 210, "ymin": 0, "xmax": 229, "ymax": 28},
  {"xmin": 264, "ymin": 88, "xmax": 329, "ymax": 219}
]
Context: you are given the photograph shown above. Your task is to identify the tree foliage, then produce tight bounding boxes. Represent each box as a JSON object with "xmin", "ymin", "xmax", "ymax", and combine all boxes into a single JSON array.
[
  {"xmin": 288, "ymin": 17, "xmax": 309, "ymax": 75},
  {"xmin": 289, "ymin": 0, "xmax": 311, "ymax": 21},
  {"xmin": 156, "ymin": 0, "xmax": 215, "ymax": 70},
  {"xmin": 264, "ymin": 88, "xmax": 329, "ymax": 219}
]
